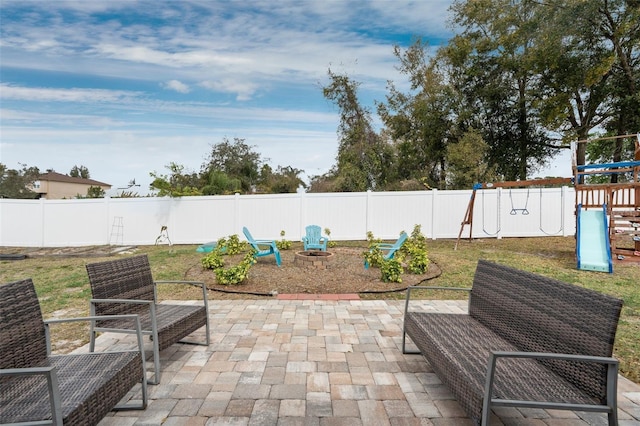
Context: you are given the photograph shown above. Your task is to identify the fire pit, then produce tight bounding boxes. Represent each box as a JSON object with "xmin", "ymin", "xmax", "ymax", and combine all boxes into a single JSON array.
[{"xmin": 294, "ymin": 250, "xmax": 335, "ymax": 270}]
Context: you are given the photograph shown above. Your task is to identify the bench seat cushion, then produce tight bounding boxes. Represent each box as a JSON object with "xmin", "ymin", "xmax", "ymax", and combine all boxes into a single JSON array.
[
  {"xmin": 95, "ymin": 304, "xmax": 208, "ymax": 351},
  {"xmin": 0, "ymin": 352, "xmax": 143, "ymax": 425},
  {"xmin": 405, "ymin": 312, "xmax": 601, "ymax": 424}
]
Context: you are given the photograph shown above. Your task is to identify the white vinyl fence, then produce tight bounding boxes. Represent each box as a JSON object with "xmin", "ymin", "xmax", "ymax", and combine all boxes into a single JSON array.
[{"xmin": 0, "ymin": 187, "xmax": 576, "ymax": 247}]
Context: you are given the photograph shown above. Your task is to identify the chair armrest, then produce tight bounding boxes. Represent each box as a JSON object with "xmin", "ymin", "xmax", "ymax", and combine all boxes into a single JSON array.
[
  {"xmin": 90, "ymin": 298, "xmax": 153, "ymax": 306},
  {"xmin": 0, "ymin": 366, "xmax": 63, "ymax": 425},
  {"xmin": 44, "ymin": 315, "xmax": 146, "ymax": 357},
  {"xmin": 483, "ymin": 351, "xmax": 619, "ymax": 412},
  {"xmin": 154, "ymin": 280, "xmax": 205, "ymax": 287},
  {"xmin": 376, "ymin": 243, "xmax": 395, "ymax": 249},
  {"xmin": 488, "ymin": 350, "xmax": 620, "ymax": 364},
  {"xmin": 154, "ymin": 280, "xmax": 208, "ymax": 305}
]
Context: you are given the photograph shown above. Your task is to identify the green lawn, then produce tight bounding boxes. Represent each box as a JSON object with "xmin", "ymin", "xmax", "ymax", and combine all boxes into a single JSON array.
[{"xmin": 1, "ymin": 236, "xmax": 638, "ymax": 383}]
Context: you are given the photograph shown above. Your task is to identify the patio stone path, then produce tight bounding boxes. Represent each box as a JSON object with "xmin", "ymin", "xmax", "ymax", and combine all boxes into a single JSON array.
[{"xmin": 87, "ymin": 299, "xmax": 640, "ymax": 426}]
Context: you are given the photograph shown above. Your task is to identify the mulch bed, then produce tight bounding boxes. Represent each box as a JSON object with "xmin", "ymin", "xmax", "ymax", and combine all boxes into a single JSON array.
[{"xmin": 185, "ymin": 247, "xmax": 441, "ymax": 298}]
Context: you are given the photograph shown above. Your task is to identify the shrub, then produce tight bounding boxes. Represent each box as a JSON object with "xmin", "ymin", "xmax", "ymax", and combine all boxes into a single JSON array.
[
  {"xmin": 276, "ymin": 230, "xmax": 292, "ymax": 250},
  {"xmin": 214, "ymin": 251, "xmax": 256, "ymax": 285},
  {"xmin": 380, "ymin": 257, "xmax": 403, "ymax": 283},
  {"xmin": 201, "ymin": 250, "xmax": 224, "ymax": 270},
  {"xmin": 324, "ymin": 228, "xmax": 336, "ymax": 248},
  {"xmin": 201, "ymin": 233, "xmax": 254, "ymax": 285},
  {"xmin": 402, "ymin": 225, "xmax": 430, "ymax": 274},
  {"xmin": 223, "ymin": 234, "xmax": 247, "ymax": 255},
  {"xmin": 363, "ymin": 231, "xmax": 384, "ymax": 268},
  {"xmin": 364, "ymin": 225, "xmax": 430, "ymax": 281}
]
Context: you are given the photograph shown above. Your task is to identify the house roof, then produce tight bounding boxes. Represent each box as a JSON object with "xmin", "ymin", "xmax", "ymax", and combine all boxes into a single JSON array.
[{"xmin": 38, "ymin": 171, "xmax": 111, "ymax": 188}]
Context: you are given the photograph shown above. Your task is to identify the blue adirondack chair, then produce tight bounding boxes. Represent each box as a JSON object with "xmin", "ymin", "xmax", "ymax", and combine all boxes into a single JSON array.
[
  {"xmin": 365, "ymin": 231, "xmax": 408, "ymax": 269},
  {"xmin": 302, "ymin": 225, "xmax": 329, "ymax": 251},
  {"xmin": 242, "ymin": 227, "xmax": 282, "ymax": 266}
]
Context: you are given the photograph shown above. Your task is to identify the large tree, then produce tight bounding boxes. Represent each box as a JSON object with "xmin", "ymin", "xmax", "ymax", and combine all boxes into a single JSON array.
[
  {"xmin": 257, "ymin": 165, "xmax": 305, "ymax": 193},
  {"xmin": 322, "ymin": 69, "xmax": 394, "ymax": 191},
  {"xmin": 201, "ymin": 137, "xmax": 262, "ymax": 194},
  {"xmin": 0, "ymin": 163, "xmax": 40, "ymax": 199},
  {"xmin": 150, "ymin": 137, "xmax": 305, "ymax": 196},
  {"xmin": 521, "ymin": 0, "xmax": 638, "ymax": 170},
  {"xmin": 378, "ymin": 40, "xmax": 458, "ymax": 188},
  {"xmin": 69, "ymin": 165, "xmax": 90, "ymax": 179},
  {"xmin": 445, "ymin": 0, "xmax": 557, "ymax": 181},
  {"xmin": 149, "ymin": 162, "xmax": 203, "ymax": 197}
]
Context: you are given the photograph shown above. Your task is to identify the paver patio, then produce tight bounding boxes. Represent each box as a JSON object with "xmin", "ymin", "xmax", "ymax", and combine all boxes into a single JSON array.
[{"xmin": 87, "ymin": 299, "xmax": 640, "ymax": 426}]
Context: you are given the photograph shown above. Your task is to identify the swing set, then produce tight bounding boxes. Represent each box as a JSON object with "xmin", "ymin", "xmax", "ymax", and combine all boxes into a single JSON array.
[
  {"xmin": 455, "ymin": 133, "xmax": 640, "ymax": 267},
  {"xmin": 455, "ymin": 177, "xmax": 573, "ymax": 250}
]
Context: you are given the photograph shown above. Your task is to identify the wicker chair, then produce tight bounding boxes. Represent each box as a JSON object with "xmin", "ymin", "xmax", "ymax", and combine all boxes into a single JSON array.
[
  {"xmin": 0, "ymin": 278, "xmax": 147, "ymax": 426},
  {"xmin": 85, "ymin": 254, "xmax": 210, "ymax": 385}
]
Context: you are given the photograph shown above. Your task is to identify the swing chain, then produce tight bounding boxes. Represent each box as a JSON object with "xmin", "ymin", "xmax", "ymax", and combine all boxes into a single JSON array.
[{"xmin": 509, "ymin": 188, "xmax": 530, "ymax": 215}]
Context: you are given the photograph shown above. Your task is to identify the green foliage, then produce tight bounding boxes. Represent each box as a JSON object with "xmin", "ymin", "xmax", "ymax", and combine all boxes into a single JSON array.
[
  {"xmin": 446, "ymin": 130, "xmax": 496, "ymax": 189},
  {"xmin": 202, "ymin": 137, "xmax": 262, "ymax": 194},
  {"xmin": 258, "ymin": 165, "xmax": 306, "ymax": 194},
  {"xmin": 363, "ymin": 231, "xmax": 405, "ymax": 282},
  {"xmin": 113, "ymin": 190, "xmax": 141, "ymax": 198},
  {"xmin": 322, "ymin": 69, "xmax": 393, "ymax": 191},
  {"xmin": 380, "ymin": 257, "xmax": 403, "ymax": 283},
  {"xmin": 149, "ymin": 162, "xmax": 203, "ymax": 197},
  {"xmin": 402, "ymin": 225, "xmax": 430, "ymax": 274},
  {"xmin": 214, "ymin": 251, "xmax": 256, "ymax": 285},
  {"xmin": 201, "ymin": 250, "xmax": 224, "ymax": 270},
  {"xmin": 585, "ymin": 134, "xmax": 639, "ymax": 184},
  {"xmin": 86, "ymin": 185, "xmax": 105, "ymax": 198},
  {"xmin": 276, "ymin": 230, "xmax": 292, "ymax": 250},
  {"xmin": 201, "ymin": 234, "xmax": 247, "ymax": 270},
  {"xmin": 324, "ymin": 228, "xmax": 336, "ymax": 248},
  {"xmin": 377, "ymin": 39, "xmax": 455, "ymax": 189},
  {"xmin": 201, "ymin": 234, "xmax": 254, "ymax": 285},
  {"xmin": 150, "ymin": 137, "xmax": 306, "ymax": 196},
  {"xmin": 202, "ymin": 170, "xmax": 242, "ymax": 195},
  {"xmin": 69, "ymin": 165, "xmax": 90, "ymax": 179},
  {"xmin": 222, "ymin": 234, "xmax": 247, "ymax": 255},
  {"xmin": 363, "ymin": 231, "xmax": 384, "ymax": 268},
  {"xmin": 365, "ymin": 226, "xmax": 430, "ymax": 281},
  {"xmin": 0, "ymin": 163, "xmax": 40, "ymax": 199}
]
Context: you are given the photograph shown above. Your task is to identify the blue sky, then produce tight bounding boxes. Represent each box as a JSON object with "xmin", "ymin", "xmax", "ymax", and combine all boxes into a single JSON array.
[{"xmin": 1, "ymin": 0, "xmax": 458, "ymax": 194}]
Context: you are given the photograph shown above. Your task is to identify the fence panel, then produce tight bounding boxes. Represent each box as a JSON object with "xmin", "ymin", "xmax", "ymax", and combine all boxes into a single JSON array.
[
  {"xmin": 301, "ymin": 192, "xmax": 368, "ymax": 241},
  {"xmin": 367, "ymin": 191, "xmax": 433, "ymax": 239},
  {"xmin": 0, "ymin": 187, "xmax": 578, "ymax": 247}
]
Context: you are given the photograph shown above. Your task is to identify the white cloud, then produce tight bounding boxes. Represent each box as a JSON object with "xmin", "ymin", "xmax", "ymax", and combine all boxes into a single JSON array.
[
  {"xmin": 0, "ymin": 0, "xmax": 457, "ymax": 195},
  {"xmin": 0, "ymin": 84, "xmax": 141, "ymax": 103},
  {"xmin": 199, "ymin": 79, "xmax": 259, "ymax": 101},
  {"xmin": 163, "ymin": 80, "xmax": 190, "ymax": 93}
]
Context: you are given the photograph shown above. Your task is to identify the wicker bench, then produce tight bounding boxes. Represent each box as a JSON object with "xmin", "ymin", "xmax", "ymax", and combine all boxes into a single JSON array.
[
  {"xmin": 0, "ymin": 278, "xmax": 147, "ymax": 425},
  {"xmin": 402, "ymin": 260, "xmax": 623, "ymax": 426},
  {"xmin": 86, "ymin": 254, "xmax": 210, "ymax": 385}
]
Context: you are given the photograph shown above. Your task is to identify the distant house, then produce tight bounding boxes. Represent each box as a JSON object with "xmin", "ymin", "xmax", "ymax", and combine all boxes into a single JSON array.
[{"xmin": 30, "ymin": 171, "xmax": 111, "ymax": 199}]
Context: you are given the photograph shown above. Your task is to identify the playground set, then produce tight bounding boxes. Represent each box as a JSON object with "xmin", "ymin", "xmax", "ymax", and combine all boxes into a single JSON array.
[{"xmin": 456, "ymin": 133, "xmax": 640, "ymax": 273}]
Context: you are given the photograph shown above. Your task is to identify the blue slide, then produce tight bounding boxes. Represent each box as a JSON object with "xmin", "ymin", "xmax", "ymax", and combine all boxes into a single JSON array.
[{"xmin": 576, "ymin": 204, "xmax": 613, "ymax": 273}]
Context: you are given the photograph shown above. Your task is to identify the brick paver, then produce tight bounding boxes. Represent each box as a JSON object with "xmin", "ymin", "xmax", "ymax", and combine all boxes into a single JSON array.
[{"xmin": 94, "ymin": 299, "xmax": 640, "ymax": 425}]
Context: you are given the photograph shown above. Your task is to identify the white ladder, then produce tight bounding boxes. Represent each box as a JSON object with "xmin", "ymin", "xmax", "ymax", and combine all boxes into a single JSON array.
[{"xmin": 109, "ymin": 216, "xmax": 124, "ymax": 245}]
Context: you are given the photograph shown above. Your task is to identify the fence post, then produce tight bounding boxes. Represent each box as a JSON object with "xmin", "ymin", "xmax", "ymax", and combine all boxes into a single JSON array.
[
  {"xmin": 431, "ymin": 189, "xmax": 437, "ymax": 240},
  {"xmin": 366, "ymin": 190, "xmax": 372, "ymax": 235},
  {"xmin": 298, "ymin": 189, "xmax": 305, "ymax": 241},
  {"xmin": 40, "ymin": 198, "xmax": 45, "ymax": 247},
  {"xmin": 234, "ymin": 193, "xmax": 240, "ymax": 234},
  {"xmin": 497, "ymin": 187, "xmax": 503, "ymax": 240},
  {"xmin": 562, "ymin": 185, "xmax": 572, "ymax": 237},
  {"xmin": 104, "ymin": 196, "xmax": 111, "ymax": 245}
]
